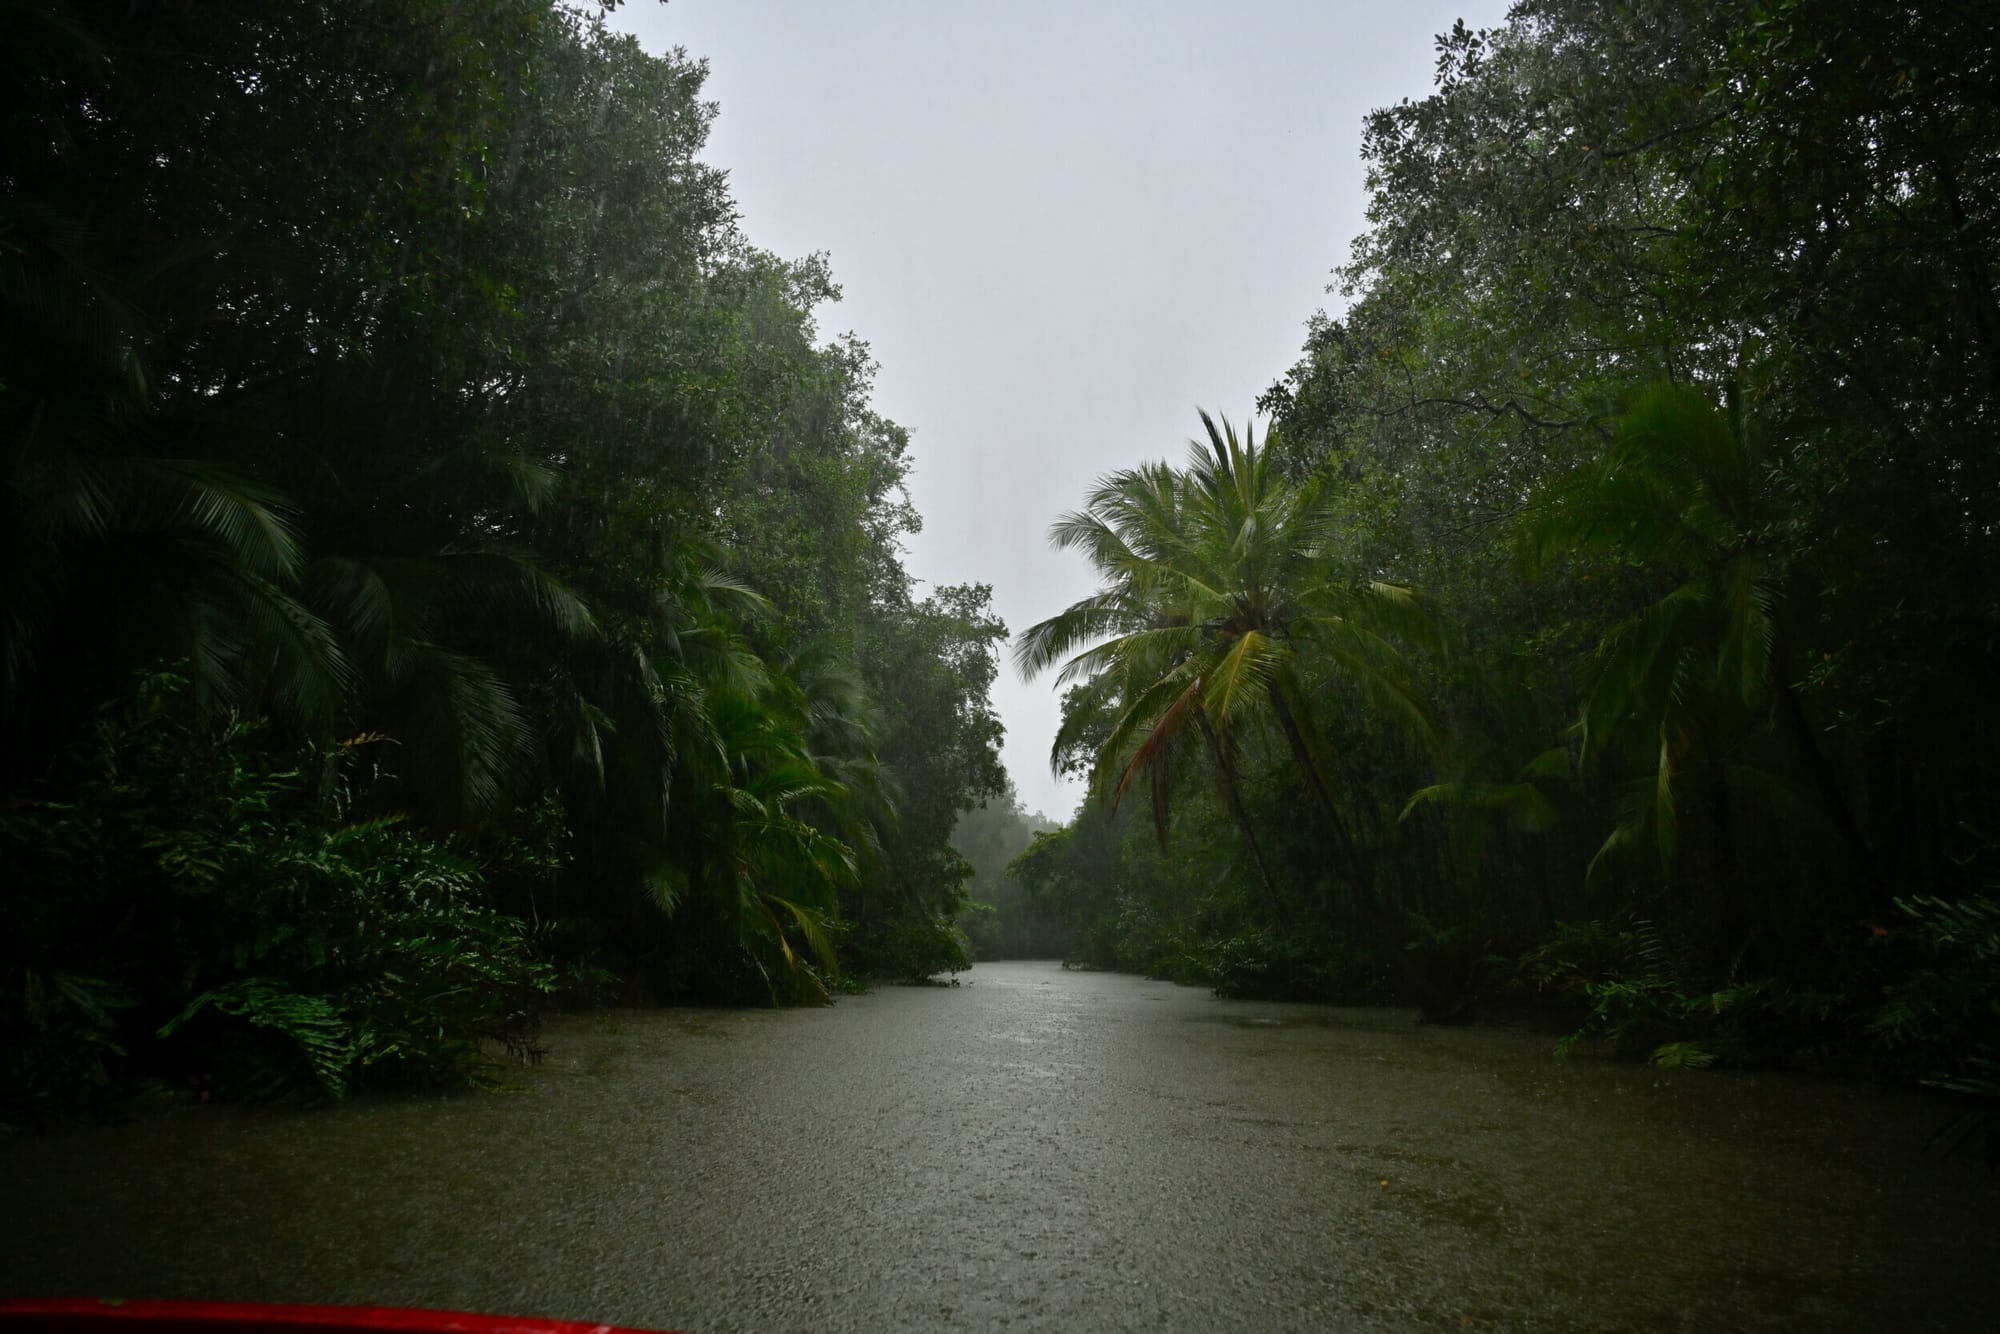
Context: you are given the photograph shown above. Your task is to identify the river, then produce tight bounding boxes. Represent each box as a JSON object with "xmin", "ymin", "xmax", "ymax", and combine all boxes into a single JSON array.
[{"xmin": 2, "ymin": 961, "xmax": 1994, "ymax": 1331}]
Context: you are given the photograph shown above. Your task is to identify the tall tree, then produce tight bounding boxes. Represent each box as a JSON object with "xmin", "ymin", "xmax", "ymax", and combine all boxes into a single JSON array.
[
  {"xmin": 1019, "ymin": 413, "xmax": 1435, "ymax": 917},
  {"xmin": 1518, "ymin": 381, "xmax": 1881, "ymax": 905}
]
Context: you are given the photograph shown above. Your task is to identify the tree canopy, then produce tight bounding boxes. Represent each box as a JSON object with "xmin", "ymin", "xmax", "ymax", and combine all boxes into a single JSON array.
[
  {"xmin": 2, "ymin": 0, "xmax": 1007, "ymax": 1115},
  {"xmin": 1011, "ymin": 0, "xmax": 2000, "ymax": 1087}
]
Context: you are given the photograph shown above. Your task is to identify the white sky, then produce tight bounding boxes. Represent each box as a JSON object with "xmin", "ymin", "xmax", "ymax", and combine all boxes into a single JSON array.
[{"xmin": 611, "ymin": 0, "xmax": 1511, "ymax": 822}]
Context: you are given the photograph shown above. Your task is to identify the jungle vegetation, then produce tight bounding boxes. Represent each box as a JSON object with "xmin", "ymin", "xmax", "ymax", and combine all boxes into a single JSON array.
[
  {"xmin": 2, "ymin": 0, "xmax": 1009, "ymax": 1119},
  {"xmin": 952, "ymin": 782, "xmax": 1062, "ymax": 962},
  {"xmin": 1009, "ymin": 0, "xmax": 2000, "ymax": 1109},
  {"xmin": 7, "ymin": 0, "xmax": 1997, "ymax": 1131}
]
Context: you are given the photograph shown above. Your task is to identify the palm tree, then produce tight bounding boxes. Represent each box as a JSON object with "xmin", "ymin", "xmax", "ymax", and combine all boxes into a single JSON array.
[
  {"xmin": 654, "ymin": 644, "xmax": 861, "ymax": 1002},
  {"xmin": 1018, "ymin": 412, "xmax": 1436, "ymax": 916},
  {"xmin": 1, "ymin": 197, "xmax": 350, "ymax": 780},
  {"xmin": 547, "ymin": 543, "xmax": 863, "ymax": 1002},
  {"xmin": 1517, "ymin": 380, "xmax": 1879, "ymax": 899},
  {"xmin": 305, "ymin": 539, "xmax": 601, "ymax": 827}
]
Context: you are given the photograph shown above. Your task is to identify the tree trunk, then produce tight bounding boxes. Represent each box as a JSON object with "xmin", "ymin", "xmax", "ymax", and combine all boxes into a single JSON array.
[
  {"xmin": 1264, "ymin": 679, "xmax": 1370, "ymax": 902},
  {"xmin": 1771, "ymin": 631, "xmax": 1891, "ymax": 914},
  {"xmin": 1197, "ymin": 711, "xmax": 1285, "ymax": 919},
  {"xmin": 1263, "ymin": 677, "xmax": 1469, "ymax": 1021}
]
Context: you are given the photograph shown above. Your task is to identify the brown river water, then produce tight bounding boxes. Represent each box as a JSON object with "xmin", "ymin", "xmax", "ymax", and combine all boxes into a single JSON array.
[{"xmin": 2, "ymin": 961, "xmax": 1995, "ymax": 1331}]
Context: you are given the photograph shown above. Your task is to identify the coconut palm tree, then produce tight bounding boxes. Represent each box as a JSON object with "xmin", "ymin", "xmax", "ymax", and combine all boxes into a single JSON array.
[
  {"xmin": 1517, "ymin": 380, "xmax": 1879, "ymax": 898},
  {"xmin": 1018, "ymin": 412, "xmax": 1436, "ymax": 916}
]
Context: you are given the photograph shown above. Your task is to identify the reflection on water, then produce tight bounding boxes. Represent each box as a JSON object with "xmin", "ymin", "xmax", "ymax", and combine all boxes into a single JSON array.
[{"xmin": 3, "ymin": 962, "xmax": 1994, "ymax": 1332}]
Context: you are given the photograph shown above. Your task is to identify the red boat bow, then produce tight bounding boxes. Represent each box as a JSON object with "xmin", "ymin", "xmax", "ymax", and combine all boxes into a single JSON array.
[{"xmin": 0, "ymin": 1299, "xmax": 680, "ymax": 1334}]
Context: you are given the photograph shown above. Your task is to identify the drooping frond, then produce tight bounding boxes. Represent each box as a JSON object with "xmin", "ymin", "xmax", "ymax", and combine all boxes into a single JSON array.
[
  {"xmin": 447, "ymin": 548, "xmax": 602, "ymax": 642},
  {"xmin": 141, "ymin": 458, "xmax": 306, "ymax": 584},
  {"xmin": 1200, "ymin": 628, "xmax": 1282, "ymax": 730},
  {"xmin": 395, "ymin": 645, "xmax": 535, "ymax": 824},
  {"xmin": 1013, "ymin": 587, "xmax": 1147, "ymax": 678},
  {"xmin": 1113, "ymin": 675, "xmax": 1204, "ymax": 814},
  {"xmin": 1050, "ymin": 621, "xmax": 1202, "ymax": 690},
  {"xmin": 238, "ymin": 571, "xmax": 352, "ymax": 730}
]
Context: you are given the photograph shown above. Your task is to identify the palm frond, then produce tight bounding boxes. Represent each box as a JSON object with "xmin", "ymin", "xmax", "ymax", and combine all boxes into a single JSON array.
[
  {"xmin": 448, "ymin": 548, "xmax": 602, "ymax": 641},
  {"xmin": 485, "ymin": 453, "xmax": 562, "ymax": 512},
  {"xmin": 1201, "ymin": 629, "xmax": 1281, "ymax": 729},
  {"xmin": 239, "ymin": 571, "xmax": 352, "ymax": 730},
  {"xmin": 141, "ymin": 458, "xmax": 305, "ymax": 584}
]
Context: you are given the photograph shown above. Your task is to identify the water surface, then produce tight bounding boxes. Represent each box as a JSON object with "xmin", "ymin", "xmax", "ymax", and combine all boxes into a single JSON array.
[{"xmin": 3, "ymin": 961, "xmax": 1994, "ymax": 1330}]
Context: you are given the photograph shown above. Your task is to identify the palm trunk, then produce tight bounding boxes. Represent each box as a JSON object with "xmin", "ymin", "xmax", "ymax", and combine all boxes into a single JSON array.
[
  {"xmin": 1264, "ymin": 679, "xmax": 1371, "ymax": 901},
  {"xmin": 1264, "ymin": 677, "xmax": 1469, "ymax": 1020},
  {"xmin": 1197, "ymin": 711, "xmax": 1284, "ymax": 918},
  {"xmin": 1772, "ymin": 632, "xmax": 1890, "ymax": 914}
]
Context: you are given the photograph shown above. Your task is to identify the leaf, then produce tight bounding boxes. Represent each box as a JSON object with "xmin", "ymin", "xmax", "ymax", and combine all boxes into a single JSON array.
[{"xmin": 1649, "ymin": 1040, "xmax": 1717, "ymax": 1070}]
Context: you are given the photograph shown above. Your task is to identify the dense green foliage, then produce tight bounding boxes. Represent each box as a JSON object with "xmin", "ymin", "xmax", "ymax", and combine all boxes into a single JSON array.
[
  {"xmin": 4, "ymin": 675, "xmax": 567, "ymax": 1116},
  {"xmin": 2, "ymin": 1, "xmax": 1005, "ymax": 1117},
  {"xmin": 1014, "ymin": 0, "xmax": 2000, "ymax": 1110},
  {"xmin": 951, "ymin": 782, "xmax": 1061, "ymax": 960},
  {"xmin": 10, "ymin": 0, "xmax": 1997, "ymax": 1133}
]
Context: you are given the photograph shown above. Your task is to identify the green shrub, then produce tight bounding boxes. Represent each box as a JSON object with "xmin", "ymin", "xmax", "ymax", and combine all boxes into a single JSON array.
[
  {"xmin": 153, "ymin": 818, "xmax": 560, "ymax": 1098},
  {"xmin": 1206, "ymin": 926, "xmax": 1391, "ymax": 1003},
  {"xmin": 1872, "ymin": 892, "xmax": 2000, "ymax": 1160},
  {"xmin": 958, "ymin": 900, "xmax": 1002, "ymax": 960},
  {"xmin": 1522, "ymin": 919, "xmax": 1842, "ymax": 1069},
  {"xmin": 1, "ymin": 677, "xmax": 562, "ymax": 1119},
  {"xmin": 1, "ymin": 970, "xmax": 136, "ymax": 1124},
  {"xmin": 874, "ymin": 908, "xmax": 974, "ymax": 981}
]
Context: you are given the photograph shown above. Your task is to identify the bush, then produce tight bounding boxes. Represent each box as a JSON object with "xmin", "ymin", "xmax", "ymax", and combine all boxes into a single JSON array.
[
  {"xmin": 1, "ymin": 970, "xmax": 136, "ymax": 1124},
  {"xmin": 1872, "ymin": 892, "xmax": 2000, "ymax": 1161},
  {"xmin": 873, "ymin": 908, "xmax": 974, "ymax": 981},
  {"xmin": 154, "ymin": 818, "xmax": 561, "ymax": 1098},
  {"xmin": 1, "ymin": 677, "xmax": 562, "ymax": 1120},
  {"xmin": 958, "ymin": 899, "xmax": 1002, "ymax": 960},
  {"xmin": 1207, "ymin": 926, "xmax": 1392, "ymax": 1003},
  {"xmin": 1517, "ymin": 918, "xmax": 1843, "ymax": 1069}
]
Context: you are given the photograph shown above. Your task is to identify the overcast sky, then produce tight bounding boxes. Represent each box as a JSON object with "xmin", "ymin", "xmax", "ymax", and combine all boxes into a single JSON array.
[{"xmin": 611, "ymin": 0, "xmax": 1510, "ymax": 822}]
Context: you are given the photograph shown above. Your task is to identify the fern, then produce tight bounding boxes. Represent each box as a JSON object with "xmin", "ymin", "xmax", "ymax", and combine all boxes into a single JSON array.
[
  {"xmin": 1650, "ymin": 1040, "xmax": 1718, "ymax": 1070},
  {"xmin": 1873, "ymin": 891, "xmax": 2000, "ymax": 1166},
  {"xmin": 1897, "ymin": 894, "xmax": 2000, "ymax": 958},
  {"xmin": 161, "ymin": 979, "xmax": 354, "ymax": 1101}
]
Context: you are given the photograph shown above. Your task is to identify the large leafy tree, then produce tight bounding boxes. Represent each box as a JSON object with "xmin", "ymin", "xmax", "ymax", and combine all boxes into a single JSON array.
[
  {"xmin": 1233, "ymin": 0, "xmax": 2000, "ymax": 1011},
  {"xmin": 4, "ymin": 0, "xmax": 1016, "ymax": 1117},
  {"xmin": 847, "ymin": 584, "xmax": 1010, "ymax": 978}
]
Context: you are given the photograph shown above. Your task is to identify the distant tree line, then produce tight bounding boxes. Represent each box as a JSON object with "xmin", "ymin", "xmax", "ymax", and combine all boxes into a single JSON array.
[
  {"xmin": 1, "ymin": 1, "xmax": 1006, "ymax": 1120},
  {"xmin": 1009, "ymin": 0, "xmax": 2000, "ymax": 1110},
  {"xmin": 951, "ymin": 782, "xmax": 1062, "ymax": 960}
]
